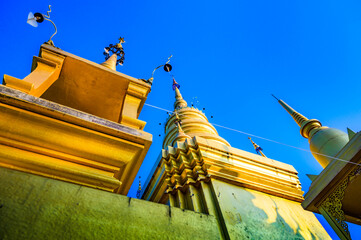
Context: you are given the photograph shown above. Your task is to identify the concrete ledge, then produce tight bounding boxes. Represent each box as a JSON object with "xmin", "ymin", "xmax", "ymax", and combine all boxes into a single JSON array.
[{"xmin": 0, "ymin": 167, "xmax": 221, "ymax": 240}]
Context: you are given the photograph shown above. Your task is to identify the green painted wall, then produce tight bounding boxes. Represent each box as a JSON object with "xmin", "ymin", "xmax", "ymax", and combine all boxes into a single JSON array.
[
  {"xmin": 212, "ymin": 179, "xmax": 331, "ymax": 240},
  {"xmin": 0, "ymin": 167, "xmax": 221, "ymax": 240}
]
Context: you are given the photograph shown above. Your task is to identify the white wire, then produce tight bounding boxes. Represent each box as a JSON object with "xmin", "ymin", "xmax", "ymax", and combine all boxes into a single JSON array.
[{"xmin": 144, "ymin": 103, "xmax": 361, "ymax": 167}]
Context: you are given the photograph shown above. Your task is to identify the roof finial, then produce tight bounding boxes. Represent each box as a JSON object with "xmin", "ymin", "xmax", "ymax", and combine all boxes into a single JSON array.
[
  {"xmin": 274, "ymin": 96, "xmax": 349, "ymax": 168},
  {"xmin": 136, "ymin": 176, "xmax": 142, "ymax": 199},
  {"xmin": 173, "ymin": 79, "xmax": 187, "ymax": 110},
  {"xmin": 271, "ymin": 94, "xmax": 279, "ymax": 101},
  {"xmin": 248, "ymin": 137, "xmax": 266, "ymax": 157},
  {"xmin": 273, "ymin": 96, "xmax": 311, "ymax": 129},
  {"xmin": 101, "ymin": 37, "xmax": 125, "ymax": 70}
]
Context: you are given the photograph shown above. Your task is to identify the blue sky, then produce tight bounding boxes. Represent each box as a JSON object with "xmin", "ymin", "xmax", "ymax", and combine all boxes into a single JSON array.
[{"xmin": 1, "ymin": 0, "xmax": 361, "ymax": 238}]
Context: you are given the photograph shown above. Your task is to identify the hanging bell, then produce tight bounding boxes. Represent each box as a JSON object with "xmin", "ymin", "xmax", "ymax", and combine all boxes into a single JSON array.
[
  {"xmin": 164, "ymin": 64, "xmax": 172, "ymax": 72},
  {"xmin": 34, "ymin": 13, "xmax": 44, "ymax": 23}
]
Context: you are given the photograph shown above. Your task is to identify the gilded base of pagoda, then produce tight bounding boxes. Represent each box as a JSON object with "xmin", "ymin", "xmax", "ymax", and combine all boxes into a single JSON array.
[{"xmin": 0, "ymin": 85, "xmax": 151, "ymax": 194}]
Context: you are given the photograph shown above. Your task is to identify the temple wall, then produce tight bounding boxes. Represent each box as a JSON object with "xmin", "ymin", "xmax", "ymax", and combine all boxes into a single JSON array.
[
  {"xmin": 0, "ymin": 167, "xmax": 221, "ymax": 240},
  {"xmin": 212, "ymin": 179, "xmax": 331, "ymax": 240}
]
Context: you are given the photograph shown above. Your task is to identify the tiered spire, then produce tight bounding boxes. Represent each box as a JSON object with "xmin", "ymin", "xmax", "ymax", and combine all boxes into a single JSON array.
[
  {"xmin": 272, "ymin": 95, "xmax": 308, "ymax": 128},
  {"xmin": 163, "ymin": 79, "xmax": 230, "ymax": 148},
  {"xmin": 174, "ymin": 85, "xmax": 187, "ymax": 109},
  {"xmin": 274, "ymin": 95, "xmax": 349, "ymax": 168},
  {"xmin": 272, "ymin": 94, "xmax": 322, "ymax": 138},
  {"xmin": 248, "ymin": 137, "xmax": 266, "ymax": 157}
]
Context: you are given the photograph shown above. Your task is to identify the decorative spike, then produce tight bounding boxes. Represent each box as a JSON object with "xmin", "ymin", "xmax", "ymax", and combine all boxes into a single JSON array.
[
  {"xmin": 174, "ymin": 87, "xmax": 188, "ymax": 110},
  {"xmin": 347, "ymin": 127, "xmax": 356, "ymax": 140},
  {"xmin": 274, "ymin": 97, "xmax": 322, "ymax": 139},
  {"xmin": 172, "ymin": 78, "xmax": 180, "ymax": 90},
  {"xmin": 248, "ymin": 137, "xmax": 266, "ymax": 157},
  {"xmin": 271, "ymin": 94, "xmax": 279, "ymax": 101},
  {"xmin": 136, "ymin": 176, "xmax": 142, "ymax": 199},
  {"xmin": 277, "ymin": 99, "xmax": 309, "ymax": 127}
]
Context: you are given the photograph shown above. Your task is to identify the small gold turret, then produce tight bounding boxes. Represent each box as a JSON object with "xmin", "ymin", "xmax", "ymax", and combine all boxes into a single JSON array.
[
  {"xmin": 172, "ymin": 113, "xmax": 192, "ymax": 146},
  {"xmin": 248, "ymin": 137, "xmax": 266, "ymax": 157},
  {"xmin": 274, "ymin": 95, "xmax": 349, "ymax": 168},
  {"xmin": 163, "ymin": 82, "xmax": 230, "ymax": 148},
  {"xmin": 100, "ymin": 54, "xmax": 117, "ymax": 71}
]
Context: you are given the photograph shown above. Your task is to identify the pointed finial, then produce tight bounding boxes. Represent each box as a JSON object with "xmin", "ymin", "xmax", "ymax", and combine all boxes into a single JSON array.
[
  {"xmin": 102, "ymin": 37, "xmax": 126, "ymax": 70},
  {"xmin": 136, "ymin": 176, "xmax": 142, "ymax": 199},
  {"xmin": 117, "ymin": 37, "xmax": 125, "ymax": 48},
  {"xmin": 174, "ymin": 80, "xmax": 187, "ymax": 110},
  {"xmin": 274, "ymin": 97, "xmax": 310, "ymax": 128},
  {"xmin": 271, "ymin": 94, "xmax": 279, "ymax": 101},
  {"xmin": 248, "ymin": 137, "xmax": 266, "ymax": 157},
  {"xmin": 172, "ymin": 78, "xmax": 180, "ymax": 90},
  {"xmin": 274, "ymin": 97, "xmax": 322, "ymax": 138},
  {"xmin": 275, "ymin": 96, "xmax": 349, "ymax": 168},
  {"xmin": 347, "ymin": 127, "xmax": 356, "ymax": 140}
]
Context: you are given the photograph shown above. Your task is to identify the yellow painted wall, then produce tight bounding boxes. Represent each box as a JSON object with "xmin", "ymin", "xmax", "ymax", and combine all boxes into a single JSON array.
[
  {"xmin": 212, "ymin": 179, "xmax": 331, "ymax": 240},
  {"xmin": 0, "ymin": 167, "xmax": 221, "ymax": 240}
]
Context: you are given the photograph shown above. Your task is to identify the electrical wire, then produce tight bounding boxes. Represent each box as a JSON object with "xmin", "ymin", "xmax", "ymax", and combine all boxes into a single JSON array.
[{"xmin": 143, "ymin": 103, "xmax": 361, "ymax": 167}]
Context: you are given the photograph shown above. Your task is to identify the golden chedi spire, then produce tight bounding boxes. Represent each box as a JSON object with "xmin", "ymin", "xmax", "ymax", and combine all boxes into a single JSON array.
[
  {"xmin": 163, "ymin": 81, "xmax": 230, "ymax": 148},
  {"xmin": 273, "ymin": 95, "xmax": 349, "ymax": 168}
]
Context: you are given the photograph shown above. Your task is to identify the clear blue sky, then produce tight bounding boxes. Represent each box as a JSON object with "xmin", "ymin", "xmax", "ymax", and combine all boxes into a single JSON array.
[{"xmin": 1, "ymin": 0, "xmax": 361, "ymax": 238}]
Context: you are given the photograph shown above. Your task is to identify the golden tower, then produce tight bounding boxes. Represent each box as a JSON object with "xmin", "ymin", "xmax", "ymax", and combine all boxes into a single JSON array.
[{"xmin": 142, "ymin": 85, "xmax": 331, "ymax": 239}]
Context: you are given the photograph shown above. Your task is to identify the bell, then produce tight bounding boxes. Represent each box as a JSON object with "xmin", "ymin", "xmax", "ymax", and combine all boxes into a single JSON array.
[
  {"xmin": 164, "ymin": 64, "xmax": 172, "ymax": 72},
  {"xmin": 34, "ymin": 13, "xmax": 44, "ymax": 23}
]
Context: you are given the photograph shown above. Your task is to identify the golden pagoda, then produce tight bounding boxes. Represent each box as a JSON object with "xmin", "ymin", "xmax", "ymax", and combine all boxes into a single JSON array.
[
  {"xmin": 142, "ymin": 84, "xmax": 331, "ymax": 239},
  {"xmin": 0, "ymin": 39, "xmax": 335, "ymax": 239}
]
